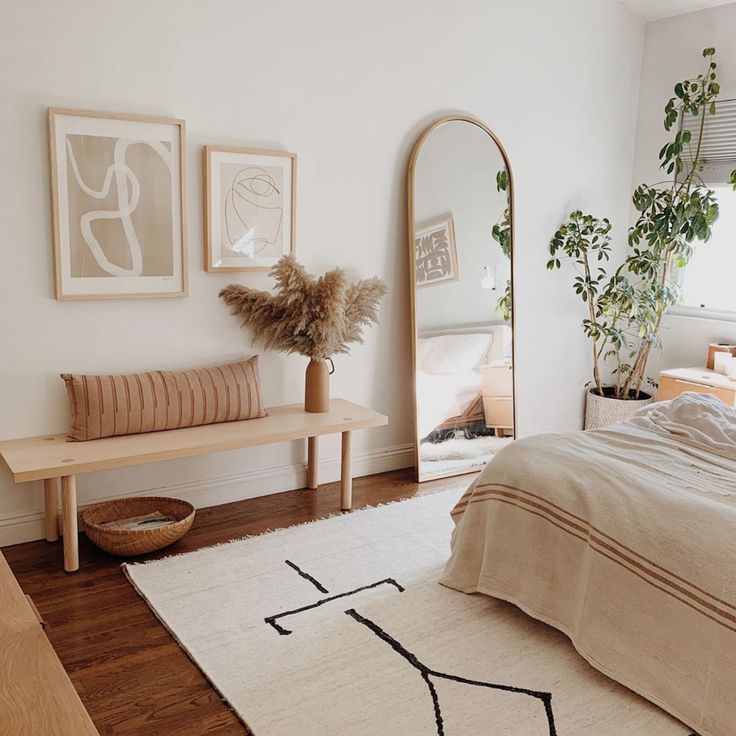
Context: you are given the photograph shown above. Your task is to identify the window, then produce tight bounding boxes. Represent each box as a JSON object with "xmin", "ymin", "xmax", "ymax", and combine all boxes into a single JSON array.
[
  {"xmin": 671, "ymin": 99, "xmax": 736, "ymax": 321},
  {"xmin": 676, "ymin": 183, "xmax": 736, "ymax": 317}
]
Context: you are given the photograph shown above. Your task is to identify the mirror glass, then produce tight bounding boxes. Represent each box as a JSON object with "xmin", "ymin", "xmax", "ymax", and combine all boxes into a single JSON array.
[{"xmin": 409, "ymin": 118, "xmax": 514, "ymax": 482}]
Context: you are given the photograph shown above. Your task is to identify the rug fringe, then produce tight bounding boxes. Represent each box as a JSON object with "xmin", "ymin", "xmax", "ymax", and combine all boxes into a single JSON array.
[{"xmin": 121, "ymin": 484, "xmax": 467, "ymax": 571}]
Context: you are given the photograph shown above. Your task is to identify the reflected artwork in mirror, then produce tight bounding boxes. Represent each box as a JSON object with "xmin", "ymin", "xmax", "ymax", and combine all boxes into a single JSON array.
[{"xmin": 408, "ymin": 116, "xmax": 515, "ymax": 482}]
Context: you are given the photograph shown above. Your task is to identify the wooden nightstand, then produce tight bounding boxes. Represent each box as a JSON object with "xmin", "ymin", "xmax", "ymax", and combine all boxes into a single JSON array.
[
  {"xmin": 480, "ymin": 361, "xmax": 513, "ymax": 436},
  {"xmin": 657, "ymin": 367, "xmax": 736, "ymax": 407}
]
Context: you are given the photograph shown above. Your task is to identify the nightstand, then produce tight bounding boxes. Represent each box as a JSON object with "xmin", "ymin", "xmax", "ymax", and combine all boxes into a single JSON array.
[
  {"xmin": 657, "ymin": 367, "xmax": 736, "ymax": 407},
  {"xmin": 480, "ymin": 361, "xmax": 513, "ymax": 436}
]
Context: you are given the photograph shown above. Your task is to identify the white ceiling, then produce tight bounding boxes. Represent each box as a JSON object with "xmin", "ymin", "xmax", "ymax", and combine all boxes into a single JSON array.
[{"xmin": 622, "ymin": 0, "xmax": 735, "ymax": 21}]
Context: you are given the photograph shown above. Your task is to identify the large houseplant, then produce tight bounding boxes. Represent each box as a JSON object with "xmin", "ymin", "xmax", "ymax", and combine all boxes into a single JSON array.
[
  {"xmin": 548, "ymin": 48, "xmax": 736, "ymax": 428},
  {"xmin": 492, "ymin": 169, "xmax": 512, "ymax": 322}
]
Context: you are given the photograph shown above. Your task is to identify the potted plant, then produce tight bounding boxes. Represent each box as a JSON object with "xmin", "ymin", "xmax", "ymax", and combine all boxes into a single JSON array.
[
  {"xmin": 549, "ymin": 47, "xmax": 736, "ymax": 429},
  {"xmin": 220, "ymin": 256, "xmax": 386, "ymax": 413},
  {"xmin": 492, "ymin": 169, "xmax": 512, "ymax": 322}
]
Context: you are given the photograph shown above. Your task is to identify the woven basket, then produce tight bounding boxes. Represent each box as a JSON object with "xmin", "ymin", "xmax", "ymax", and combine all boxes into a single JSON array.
[
  {"xmin": 82, "ymin": 496, "xmax": 195, "ymax": 556},
  {"xmin": 584, "ymin": 389, "xmax": 653, "ymax": 430}
]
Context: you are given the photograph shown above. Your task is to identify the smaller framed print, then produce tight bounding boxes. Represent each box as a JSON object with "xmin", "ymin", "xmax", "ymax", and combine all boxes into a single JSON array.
[
  {"xmin": 204, "ymin": 146, "xmax": 296, "ymax": 272},
  {"xmin": 48, "ymin": 108, "xmax": 187, "ymax": 300},
  {"xmin": 414, "ymin": 215, "xmax": 459, "ymax": 288}
]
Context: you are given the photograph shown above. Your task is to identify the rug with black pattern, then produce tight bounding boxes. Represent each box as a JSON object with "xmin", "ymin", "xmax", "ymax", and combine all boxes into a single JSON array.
[{"xmin": 125, "ymin": 490, "xmax": 696, "ymax": 735}]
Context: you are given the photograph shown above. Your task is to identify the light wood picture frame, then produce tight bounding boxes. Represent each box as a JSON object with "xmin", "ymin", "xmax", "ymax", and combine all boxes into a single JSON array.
[
  {"xmin": 414, "ymin": 215, "xmax": 459, "ymax": 288},
  {"xmin": 48, "ymin": 108, "xmax": 187, "ymax": 300},
  {"xmin": 203, "ymin": 146, "xmax": 297, "ymax": 272}
]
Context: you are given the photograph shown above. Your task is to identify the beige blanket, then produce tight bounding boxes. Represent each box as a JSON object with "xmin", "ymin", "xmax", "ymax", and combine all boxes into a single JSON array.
[{"xmin": 441, "ymin": 393, "xmax": 736, "ymax": 736}]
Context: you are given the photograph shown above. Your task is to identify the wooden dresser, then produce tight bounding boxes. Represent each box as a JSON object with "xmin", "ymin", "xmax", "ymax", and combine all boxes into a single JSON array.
[
  {"xmin": 657, "ymin": 367, "xmax": 736, "ymax": 407},
  {"xmin": 0, "ymin": 551, "xmax": 99, "ymax": 735},
  {"xmin": 480, "ymin": 361, "xmax": 514, "ymax": 436}
]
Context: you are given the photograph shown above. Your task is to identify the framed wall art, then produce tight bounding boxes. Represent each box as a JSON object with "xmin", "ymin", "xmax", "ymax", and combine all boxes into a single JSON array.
[
  {"xmin": 414, "ymin": 215, "xmax": 459, "ymax": 288},
  {"xmin": 203, "ymin": 146, "xmax": 296, "ymax": 272},
  {"xmin": 48, "ymin": 108, "xmax": 187, "ymax": 300}
]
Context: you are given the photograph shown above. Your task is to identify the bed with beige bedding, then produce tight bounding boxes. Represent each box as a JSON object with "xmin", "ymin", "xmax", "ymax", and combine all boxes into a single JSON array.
[{"xmin": 441, "ymin": 392, "xmax": 736, "ymax": 736}]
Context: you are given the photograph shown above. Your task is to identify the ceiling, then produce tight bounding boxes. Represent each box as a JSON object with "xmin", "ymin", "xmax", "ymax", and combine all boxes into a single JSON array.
[{"xmin": 622, "ymin": 0, "xmax": 735, "ymax": 21}]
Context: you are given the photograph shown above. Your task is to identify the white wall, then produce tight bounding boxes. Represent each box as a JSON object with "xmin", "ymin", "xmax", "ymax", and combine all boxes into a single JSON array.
[
  {"xmin": 0, "ymin": 0, "xmax": 644, "ymax": 545},
  {"xmin": 631, "ymin": 3, "xmax": 736, "ymax": 380}
]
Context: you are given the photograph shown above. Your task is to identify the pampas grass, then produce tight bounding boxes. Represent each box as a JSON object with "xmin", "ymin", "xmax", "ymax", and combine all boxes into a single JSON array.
[{"xmin": 220, "ymin": 256, "xmax": 387, "ymax": 359}]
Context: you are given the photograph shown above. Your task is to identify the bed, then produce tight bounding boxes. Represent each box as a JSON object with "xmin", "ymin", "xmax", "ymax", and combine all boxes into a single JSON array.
[
  {"xmin": 441, "ymin": 392, "xmax": 736, "ymax": 736},
  {"xmin": 417, "ymin": 327, "xmax": 510, "ymax": 438}
]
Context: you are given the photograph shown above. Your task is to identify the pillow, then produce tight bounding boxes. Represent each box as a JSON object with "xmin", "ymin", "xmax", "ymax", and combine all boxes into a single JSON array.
[
  {"xmin": 417, "ymin": 334, "xmax": 493, "ymax": 375},
  {"xmin": 61, "ymin": 356, "xmax": 266, "ymax": 442}
]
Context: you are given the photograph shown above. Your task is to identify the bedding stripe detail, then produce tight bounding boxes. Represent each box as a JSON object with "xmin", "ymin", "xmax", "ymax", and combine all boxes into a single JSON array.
[
  {"xmin": 452, "ymin": 483, "xmax": 736, "ymax": 632},
  {"xmin": 481, "ymin": 495, "xmax": 736, "ymax": 635},
  {"xmin": 454, "ymin": 481, "xmax": 736, "ymax": 612}
]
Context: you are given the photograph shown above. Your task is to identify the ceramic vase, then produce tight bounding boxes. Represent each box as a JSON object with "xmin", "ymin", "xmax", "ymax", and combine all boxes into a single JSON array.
[{"xmin": 305, "ymin": 358, "xmax": 330, "ymax": 413}]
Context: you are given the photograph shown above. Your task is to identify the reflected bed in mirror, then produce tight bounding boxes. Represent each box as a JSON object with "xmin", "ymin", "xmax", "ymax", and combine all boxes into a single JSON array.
[{"xmin": 408, "ymin": 116, "xmax": 515, "ymax": 482}]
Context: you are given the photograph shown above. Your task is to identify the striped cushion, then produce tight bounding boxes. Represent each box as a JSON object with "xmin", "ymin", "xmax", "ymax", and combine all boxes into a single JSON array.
[{"xmin": 61, "ymin": 356, "xmax": 266, "ymax": 442}]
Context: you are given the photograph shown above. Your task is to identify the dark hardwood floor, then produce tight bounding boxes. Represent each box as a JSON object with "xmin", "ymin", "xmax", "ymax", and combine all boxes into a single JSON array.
[{"xmin": 3, "ymin": 468, "xmax": 462, "ymax": 736}]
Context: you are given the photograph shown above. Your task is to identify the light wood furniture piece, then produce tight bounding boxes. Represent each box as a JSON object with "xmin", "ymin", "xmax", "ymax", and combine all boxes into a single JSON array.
[
  {"xmin": 657, "ymin": 367, "xmax": 736, "ymax": 406},
  {"xmin": 0, "ymin": 550, "xmax": 99, "ymax": 735},
  {"xmin": 0, "ymin": 399, "xmax": 387, "ymax": 573},
  {"xmin": 480, "ymin": 361, "xmax": 514, "ymax": 437},
  {"xmin": 407, "ymin": 115, "xmax": 517, "ymax": 483}
]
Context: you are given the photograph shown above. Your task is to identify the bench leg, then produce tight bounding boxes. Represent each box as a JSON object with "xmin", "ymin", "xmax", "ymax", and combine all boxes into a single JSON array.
[
  {"xmin": 61, "ymin": 475, "xmax": 79, "ymax": 573},
  {"xmin": 43, "ymin": 478, "xmax": 60, "ymax": 542},
  {"xmin": 307, "ymin": 436, "xmax": 318, "ymax": 489},
  {"xmin": 340, "ymin": 431, "xmax": 352, "ymax": 511}
]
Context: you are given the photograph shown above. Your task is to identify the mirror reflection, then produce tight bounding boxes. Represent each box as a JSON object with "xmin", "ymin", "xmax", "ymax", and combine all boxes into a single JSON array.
[{"xmin": 409, "ymin": 118, "xmax": 514, "ymax": 481}]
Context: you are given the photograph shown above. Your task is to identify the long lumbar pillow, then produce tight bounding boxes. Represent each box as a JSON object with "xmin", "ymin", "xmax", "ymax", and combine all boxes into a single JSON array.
[{"xmin": 61, "ymin": 355, "xmax": 266, "ymax": 442}]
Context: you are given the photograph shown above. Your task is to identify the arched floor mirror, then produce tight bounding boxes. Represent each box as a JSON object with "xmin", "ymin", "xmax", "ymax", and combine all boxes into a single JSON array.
[{"xmin": 407, "ymin": 115, "xmax": 516, "ymax": 482}]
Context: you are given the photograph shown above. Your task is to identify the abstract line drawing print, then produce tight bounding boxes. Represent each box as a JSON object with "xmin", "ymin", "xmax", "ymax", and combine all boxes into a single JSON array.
[
  {"xmin": 414, "ymin": 216, "xmax": 459, "ymax": 287},
  {"xmin": 65, "ymin": 137, "xmax": 172, "ymax": 278},
  {"xmin": 263, "ymin": 560, "xmax": 559, "ymax": 735},
  {"xmin": 204, "ymin": 146, "xmax": 295, "ymax": 272},
  {"xmin": 222, "ymin": 164, "xmax": 284, "ymax": 258}
]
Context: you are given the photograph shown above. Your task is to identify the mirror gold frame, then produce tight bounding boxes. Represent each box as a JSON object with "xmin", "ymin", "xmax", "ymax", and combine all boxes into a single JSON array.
[{"xmin": 407, "ymin": 115, "xmax": 517, "ymax": 482}]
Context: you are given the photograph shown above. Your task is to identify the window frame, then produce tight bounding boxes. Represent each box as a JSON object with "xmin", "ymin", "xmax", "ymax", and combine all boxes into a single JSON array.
[
  {"xmin": 669, "ymin": 178, "xmax": 736, "ymax": 322},
  {"xmin": 668, "ymin": 303, "xmax": 736, "ymax": 323},
  {"xmin": 668, "ymin": 95, "xmax": 736, "ymax": 322}
]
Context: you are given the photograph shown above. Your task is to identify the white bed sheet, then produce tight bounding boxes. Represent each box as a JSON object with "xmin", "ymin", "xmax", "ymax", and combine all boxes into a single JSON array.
[{"xmin": 416, "ymin": 370, "xmax": 481, "ymax": 438}]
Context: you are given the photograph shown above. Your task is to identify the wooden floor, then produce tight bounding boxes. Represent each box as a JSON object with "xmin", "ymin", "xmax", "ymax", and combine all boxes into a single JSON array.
[{"xmin": 3, "ymin": 468, "xmax": 463, "ymax": 736}]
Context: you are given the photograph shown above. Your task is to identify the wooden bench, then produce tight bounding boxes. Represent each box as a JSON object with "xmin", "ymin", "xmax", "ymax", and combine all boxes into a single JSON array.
[
  {"xmin": 0, "ymin": 550, "xmax": 99, "ymax": 734},
  {"xmin": 0, "ymin": 399, "xmax": 388, "ymax": 572}
]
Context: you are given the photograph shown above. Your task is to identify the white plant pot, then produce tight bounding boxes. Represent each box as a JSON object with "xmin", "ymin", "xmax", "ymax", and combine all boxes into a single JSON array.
[{"xmin": 584, "ymin": 388, "xmax": 653, "ymax": 430}]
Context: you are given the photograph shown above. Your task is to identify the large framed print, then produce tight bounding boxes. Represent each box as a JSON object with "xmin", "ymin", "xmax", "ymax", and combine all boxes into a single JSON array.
[
  {"xmin": 204, "ymin": 146, "xmax": 296, "ymax": 272},
  {"xmin": 48, "ymin": 109, "xmax": 187, "ymax": 300}
]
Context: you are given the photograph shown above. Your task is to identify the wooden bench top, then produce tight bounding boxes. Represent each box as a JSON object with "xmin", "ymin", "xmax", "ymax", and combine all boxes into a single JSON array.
[
  {"xmin": 0, "ymin": 399, "xmax": 388, "ymax": 483},
  {"xmin": 0, "ymin": 552, "xmax": 99, "ymax": 734}
]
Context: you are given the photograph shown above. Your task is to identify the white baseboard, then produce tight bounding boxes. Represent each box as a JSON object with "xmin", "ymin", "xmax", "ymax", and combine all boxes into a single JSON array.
[{"xmin": 0, "ymin": 443, "xmax": 415, "ymax": 547}]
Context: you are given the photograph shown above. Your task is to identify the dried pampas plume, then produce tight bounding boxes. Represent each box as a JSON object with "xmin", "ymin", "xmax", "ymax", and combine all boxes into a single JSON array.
[{"xmin": 220, "ymin": 256, "xmax": 387, "ymax": 360}]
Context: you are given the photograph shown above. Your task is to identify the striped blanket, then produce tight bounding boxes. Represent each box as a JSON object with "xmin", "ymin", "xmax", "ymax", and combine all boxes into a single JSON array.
[{"xmin": 441, "ymin": 393, "xmax": 736, "ymax": 736}]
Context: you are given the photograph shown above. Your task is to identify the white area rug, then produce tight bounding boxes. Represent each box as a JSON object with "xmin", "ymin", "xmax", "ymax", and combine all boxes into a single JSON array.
[{"xmin": 124, "ymin": 490, "xmax": 692, "ymax": 735}]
